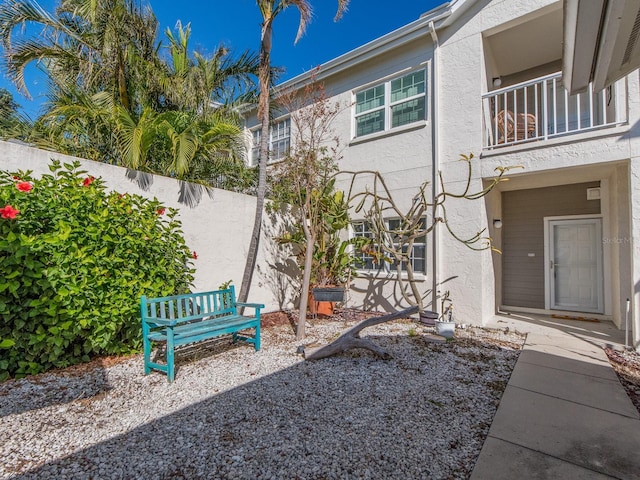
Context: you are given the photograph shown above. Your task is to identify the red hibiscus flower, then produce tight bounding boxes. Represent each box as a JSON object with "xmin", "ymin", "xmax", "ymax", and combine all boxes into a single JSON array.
[
  {"xmin": 156, "ymin": 207, "xmax": 166, "ymax": 215},
  {"xmin": 192, "ymin": 251, "xmax": 198, "ymax": 260},
  {"xmin": 0, "ymin": 205, "xmax": 20, "ymax": 219},
  {"xmin": 16, "ymin": 181, "xmax": 32, "ymax": 192},
  {"xmin": 82, "ymin": 175, "xmax": 95, "ymax": 187}
]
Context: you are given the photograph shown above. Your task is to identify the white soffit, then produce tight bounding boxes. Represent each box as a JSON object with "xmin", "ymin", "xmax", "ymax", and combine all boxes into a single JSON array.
[
  {"xmin": 593, "ymin": 0, "xmax": 640, "ymax": 91},
  {"xmin": 562, "ymin": 0, "xmax": 605, "ymax": 94},
  {"xmin": 564, "ymin": 0, "xmax": 640, "ymax": 94},
  {"xmin": 486, "ymin": 6, "xmax": 563, "ymax": 78}
]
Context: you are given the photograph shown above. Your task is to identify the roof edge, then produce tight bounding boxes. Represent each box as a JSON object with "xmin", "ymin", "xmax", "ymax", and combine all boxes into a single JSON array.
[{"xmin": 275, "ymin": 1, "xmax": 458, "ymax": 91}]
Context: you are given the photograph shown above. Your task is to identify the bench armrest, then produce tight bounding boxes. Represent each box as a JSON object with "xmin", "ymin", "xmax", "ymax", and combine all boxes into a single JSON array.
[
  {"xmin": 142, "ymin": 317, "xmax": 178, "ymax": 327},
  {"xmin": 237, "ymin": 302, "xmax": 265, "ymax": 311}
]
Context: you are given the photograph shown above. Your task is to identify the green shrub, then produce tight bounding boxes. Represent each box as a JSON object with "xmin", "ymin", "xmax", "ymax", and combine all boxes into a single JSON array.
[{"xmin": 0, "ymin": 160, "xmax": 195, "ymax": 379}]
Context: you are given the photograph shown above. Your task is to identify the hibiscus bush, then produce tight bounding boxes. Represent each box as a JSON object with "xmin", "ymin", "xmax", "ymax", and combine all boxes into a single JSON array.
[{"xmin": 0, "ymin": 160, "xmax": 195, "ymax": 379}]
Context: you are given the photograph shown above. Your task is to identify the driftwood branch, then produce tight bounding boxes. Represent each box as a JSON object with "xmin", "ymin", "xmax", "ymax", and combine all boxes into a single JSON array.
[{"xmin": 303, "ymin": 306, "xmax": 422, "ymax": 360}]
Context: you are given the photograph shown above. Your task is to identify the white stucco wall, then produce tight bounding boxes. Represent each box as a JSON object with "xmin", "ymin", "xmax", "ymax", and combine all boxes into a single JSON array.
[
  {"xmin": 244, "ymin": 35, "xmax": 437, "ymax": 314},
  {"xmin": 0, "ymin": 141, "xmax": 293, "ymax": 313}
]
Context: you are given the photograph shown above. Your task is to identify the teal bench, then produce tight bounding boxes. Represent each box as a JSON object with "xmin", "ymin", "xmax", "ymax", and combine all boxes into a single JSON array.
[{"xmin": 141, "ymin": 286, "xmax": 263, "ymax": 382}]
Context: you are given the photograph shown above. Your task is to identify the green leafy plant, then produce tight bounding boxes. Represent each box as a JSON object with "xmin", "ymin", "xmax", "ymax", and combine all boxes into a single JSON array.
[{"xmin": 0, "ymin": 160, "xmax": 194, "ymax": 379}]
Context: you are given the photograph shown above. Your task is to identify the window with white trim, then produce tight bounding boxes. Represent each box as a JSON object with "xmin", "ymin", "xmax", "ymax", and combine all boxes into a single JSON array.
[
  {"xmin": 250, "ymin": 117, "xmax": 291, "ymax": 165},
  {"xmin": 354, "ymin": 69, "xmax": 426, "ymax": 138},
  {"xmin": 352, "ymin": 218, "xmax": 427, "ymax": 274}
]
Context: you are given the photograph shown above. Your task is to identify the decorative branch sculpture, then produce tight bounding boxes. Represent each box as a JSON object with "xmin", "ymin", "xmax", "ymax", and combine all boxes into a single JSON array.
[
  {"xmin": 303, "ymin": 306, "xmax": 420, "ymax": 360},
  {"xmin": 302, "ymin": 154, "xmax": 520, "ymax": 361},
  {"xmin": 341, "ymin": 153, "xmax": 516, "ymax": 313}
]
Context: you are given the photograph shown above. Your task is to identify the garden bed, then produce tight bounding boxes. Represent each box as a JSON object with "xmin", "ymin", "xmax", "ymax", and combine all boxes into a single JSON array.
[
  {"xmin": 605, "ymin": 347, "xmax": 640, "ymax": 415},
  {"xmin": 1, "ymin": 309, "xmax": 525, "ymax": 479}
]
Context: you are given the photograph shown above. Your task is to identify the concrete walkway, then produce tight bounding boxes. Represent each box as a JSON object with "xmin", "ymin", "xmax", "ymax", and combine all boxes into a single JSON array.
[{"xmin": 471, "ymin": 312, "xmax": 640, "ymax": 480}]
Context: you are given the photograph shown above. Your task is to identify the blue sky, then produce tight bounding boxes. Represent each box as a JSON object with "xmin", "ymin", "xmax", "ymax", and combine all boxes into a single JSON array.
[{"xmin": 1, "ymin": 0, "xmax": 443, "ymax": 117}]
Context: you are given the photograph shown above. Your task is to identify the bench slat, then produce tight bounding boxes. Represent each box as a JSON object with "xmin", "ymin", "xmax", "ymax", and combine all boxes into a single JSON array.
[{"xmin": 147, "ymin": 315, "xmax": 258, "ymax": 343}]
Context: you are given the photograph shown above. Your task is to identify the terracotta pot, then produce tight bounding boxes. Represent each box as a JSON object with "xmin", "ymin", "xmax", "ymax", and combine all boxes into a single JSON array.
[{"xmin": 308, "ymin": 292, "xmax": 335, "ymax": 316}]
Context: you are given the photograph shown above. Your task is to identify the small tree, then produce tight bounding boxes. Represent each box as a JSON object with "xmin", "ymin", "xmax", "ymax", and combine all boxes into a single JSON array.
[
  {"xmin": 238, "ymin": 0, "xmax": 349, "ymax": 306},
  {"xmin": 270, "ymin": 80, "xmax": 359, "ymax": 339}
]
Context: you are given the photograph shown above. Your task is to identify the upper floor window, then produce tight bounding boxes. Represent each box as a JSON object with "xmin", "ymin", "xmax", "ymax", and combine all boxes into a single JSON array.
[
  {"xmin": 352, "ymin": 218, "xmax": 427, "ymax": 274},
  {"xmin": 250, "ymin": 117, "xmax": 291, "ymax": 166},
  {"xmin": 354, "ymin": 69, "xmax": 426, "ymax": 138}
]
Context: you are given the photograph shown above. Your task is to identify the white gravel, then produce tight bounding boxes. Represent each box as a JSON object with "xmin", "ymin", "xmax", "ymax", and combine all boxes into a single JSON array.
[{"xmin": 1, "ymin": 316, "xmax": 524, "ymax": 479}]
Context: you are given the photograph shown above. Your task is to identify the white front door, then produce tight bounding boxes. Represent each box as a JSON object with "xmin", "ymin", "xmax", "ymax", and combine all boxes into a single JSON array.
[{"xmin": 548, "ymin": 218, "xmax": 603, "ymax": 313}]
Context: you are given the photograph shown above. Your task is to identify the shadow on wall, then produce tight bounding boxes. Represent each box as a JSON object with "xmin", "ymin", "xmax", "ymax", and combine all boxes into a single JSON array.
[
  {"xmin": 257, "ymin": 209, "xmax": 301, "ymax": 311},
  {"xmin": 619, "ymin": 116, "xmax": 640, "ymax": 141},
  {"xmin": 178, "ymin": 181, "xmax": 215, "ymax": 208},
  {"xmin": 125, "ymin": 168, "xmax": 215, "ymax": 208},
  {"xmin": 349, "ymin": 275, "xmax": 457, "ymax": 314}
]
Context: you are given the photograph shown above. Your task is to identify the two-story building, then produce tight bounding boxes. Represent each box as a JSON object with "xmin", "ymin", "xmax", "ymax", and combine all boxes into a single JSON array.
[{"xmin": 245, "ymin": 0, "xmax": 640, "ymax": 349}]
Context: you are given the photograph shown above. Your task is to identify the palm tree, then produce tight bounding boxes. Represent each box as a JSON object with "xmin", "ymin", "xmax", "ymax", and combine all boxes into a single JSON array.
[
  {"xmin": 0, "ymin": 0, "xmax": 260, "ymax": 188},
  {"xmin": 238, "ymin": 0, "xmax": 350, "ymax": 340},
  {"xmin": 0, "ymin": 0, "xmax": 159, "ymax": 112},
  {"xmin": 158, "ymin": 21, "xmax": 260, "ymax": 119},
  {"xmin": 0, "ymin": 87, "xmax": 32, "ymax": 140}
]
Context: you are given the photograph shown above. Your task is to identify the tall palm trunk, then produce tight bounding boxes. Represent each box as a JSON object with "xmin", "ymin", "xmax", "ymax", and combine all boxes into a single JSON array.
[
  {"xmin": 239, "ymin": 0, "xmax": 348, "ymax": 335},
  {"xmin": 238, "ymin": 19, "xmax": 273, "ymax": 305}
]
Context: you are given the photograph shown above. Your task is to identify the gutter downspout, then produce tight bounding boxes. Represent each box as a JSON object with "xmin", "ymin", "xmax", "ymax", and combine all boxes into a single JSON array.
[{"xmin": 429, "ymin": 21, "xmax": 440, "ymax": 313}]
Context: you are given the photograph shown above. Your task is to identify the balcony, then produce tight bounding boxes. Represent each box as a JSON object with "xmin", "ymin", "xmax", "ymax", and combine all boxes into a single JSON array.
[{"xmin": 482, "ymin": 72, "xmax": 623, "ymax": 149}]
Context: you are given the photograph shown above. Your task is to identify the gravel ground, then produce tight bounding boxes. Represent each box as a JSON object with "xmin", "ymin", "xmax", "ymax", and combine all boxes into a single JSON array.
[
  {"xmin": 605, "ymin": 347, "xmax": 640, "ymax": 415},
  {"xmin": 1, "ymin": 312, "xmax": 525, "ymax": 480}
]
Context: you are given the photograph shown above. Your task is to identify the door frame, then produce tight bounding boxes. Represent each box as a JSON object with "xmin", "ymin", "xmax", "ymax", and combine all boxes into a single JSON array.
[{"xmin": 543, "ymin": 215, "xmax": 604, "ymax": 313}]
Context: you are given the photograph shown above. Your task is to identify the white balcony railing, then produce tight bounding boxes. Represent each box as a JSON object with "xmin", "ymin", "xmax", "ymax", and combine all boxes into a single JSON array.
[{"xmin": 483, "ymin": 72, "xmax": 622, "ymax": 149}]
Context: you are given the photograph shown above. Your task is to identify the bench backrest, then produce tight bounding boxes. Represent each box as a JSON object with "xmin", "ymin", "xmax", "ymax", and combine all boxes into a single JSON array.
[{"xmin": 141, "ymin": 286, "xmax": 238, "ymax": 323}]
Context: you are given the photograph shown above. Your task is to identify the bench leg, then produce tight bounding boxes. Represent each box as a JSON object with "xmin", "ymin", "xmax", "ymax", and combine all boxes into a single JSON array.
[
  {"xmin": 167, "ymin": 327, "xmax": 175, "ymax": 382},
  {"xmin": 142, "ymin": 322, "xmax": 151, "ymax": 375},
  {"xmin": 254, "ymin": 323, "xmax": 261, "ymax": 351}
]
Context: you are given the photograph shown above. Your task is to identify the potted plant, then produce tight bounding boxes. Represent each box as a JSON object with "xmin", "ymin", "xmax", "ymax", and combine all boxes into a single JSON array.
[{"xmin": 435, "ymin": 291, "xmax": 456, "ymax": 338}]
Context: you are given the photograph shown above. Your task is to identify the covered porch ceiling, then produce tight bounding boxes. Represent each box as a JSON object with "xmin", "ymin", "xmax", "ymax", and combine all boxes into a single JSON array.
[{"xmin": 484, "ymin": 4, "xmax": 563, "ymax": 80}]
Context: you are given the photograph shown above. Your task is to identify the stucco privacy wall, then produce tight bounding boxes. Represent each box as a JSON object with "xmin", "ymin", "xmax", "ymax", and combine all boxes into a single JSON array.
[{"xmin": 0, "ymin": 140, "xmax": 291, "ymax": 312}]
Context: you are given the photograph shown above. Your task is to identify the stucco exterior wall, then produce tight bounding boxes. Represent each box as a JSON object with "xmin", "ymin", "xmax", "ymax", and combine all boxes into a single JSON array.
[
  {"xmin": 0, "ymin": 141, "xmax": 293, "ymax": 313},
  {"xmin": 243, "ymin": 35, "xmax": 436, "ymax": 313},
  {"xmin": 333, "ymin": 38, "xmax": 435, "ymax": 312},
  {"xmin": 435, "ymin": 0, "xmax": 640, "ymax": 345},
  {"xmin": 242, "ymin": 0, "xmax": 640, "ymax": 347},
  {"xmin": 433, "ymin": 0, "xmax": 561, "ymax": 322}
]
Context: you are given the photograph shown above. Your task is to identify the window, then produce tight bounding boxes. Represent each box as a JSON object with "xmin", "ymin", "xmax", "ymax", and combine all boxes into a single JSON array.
[
  {"xmin": 354, "ymin": 70, "xmax": 426, "ymax": 138},
  {"xmin": 352, "ymin": 218, "xmax": 427, "ymax": 274},
  {"xmin": 387, "ymin": 218, "xmax": 426, "ymax": 273},
  {"xmin": 352, "ymin": 221, "xmax": 376, "ymax": 270},
  {"xmin": 250, "ymin": 117, "xmax": 291, "ymax": 165}
]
